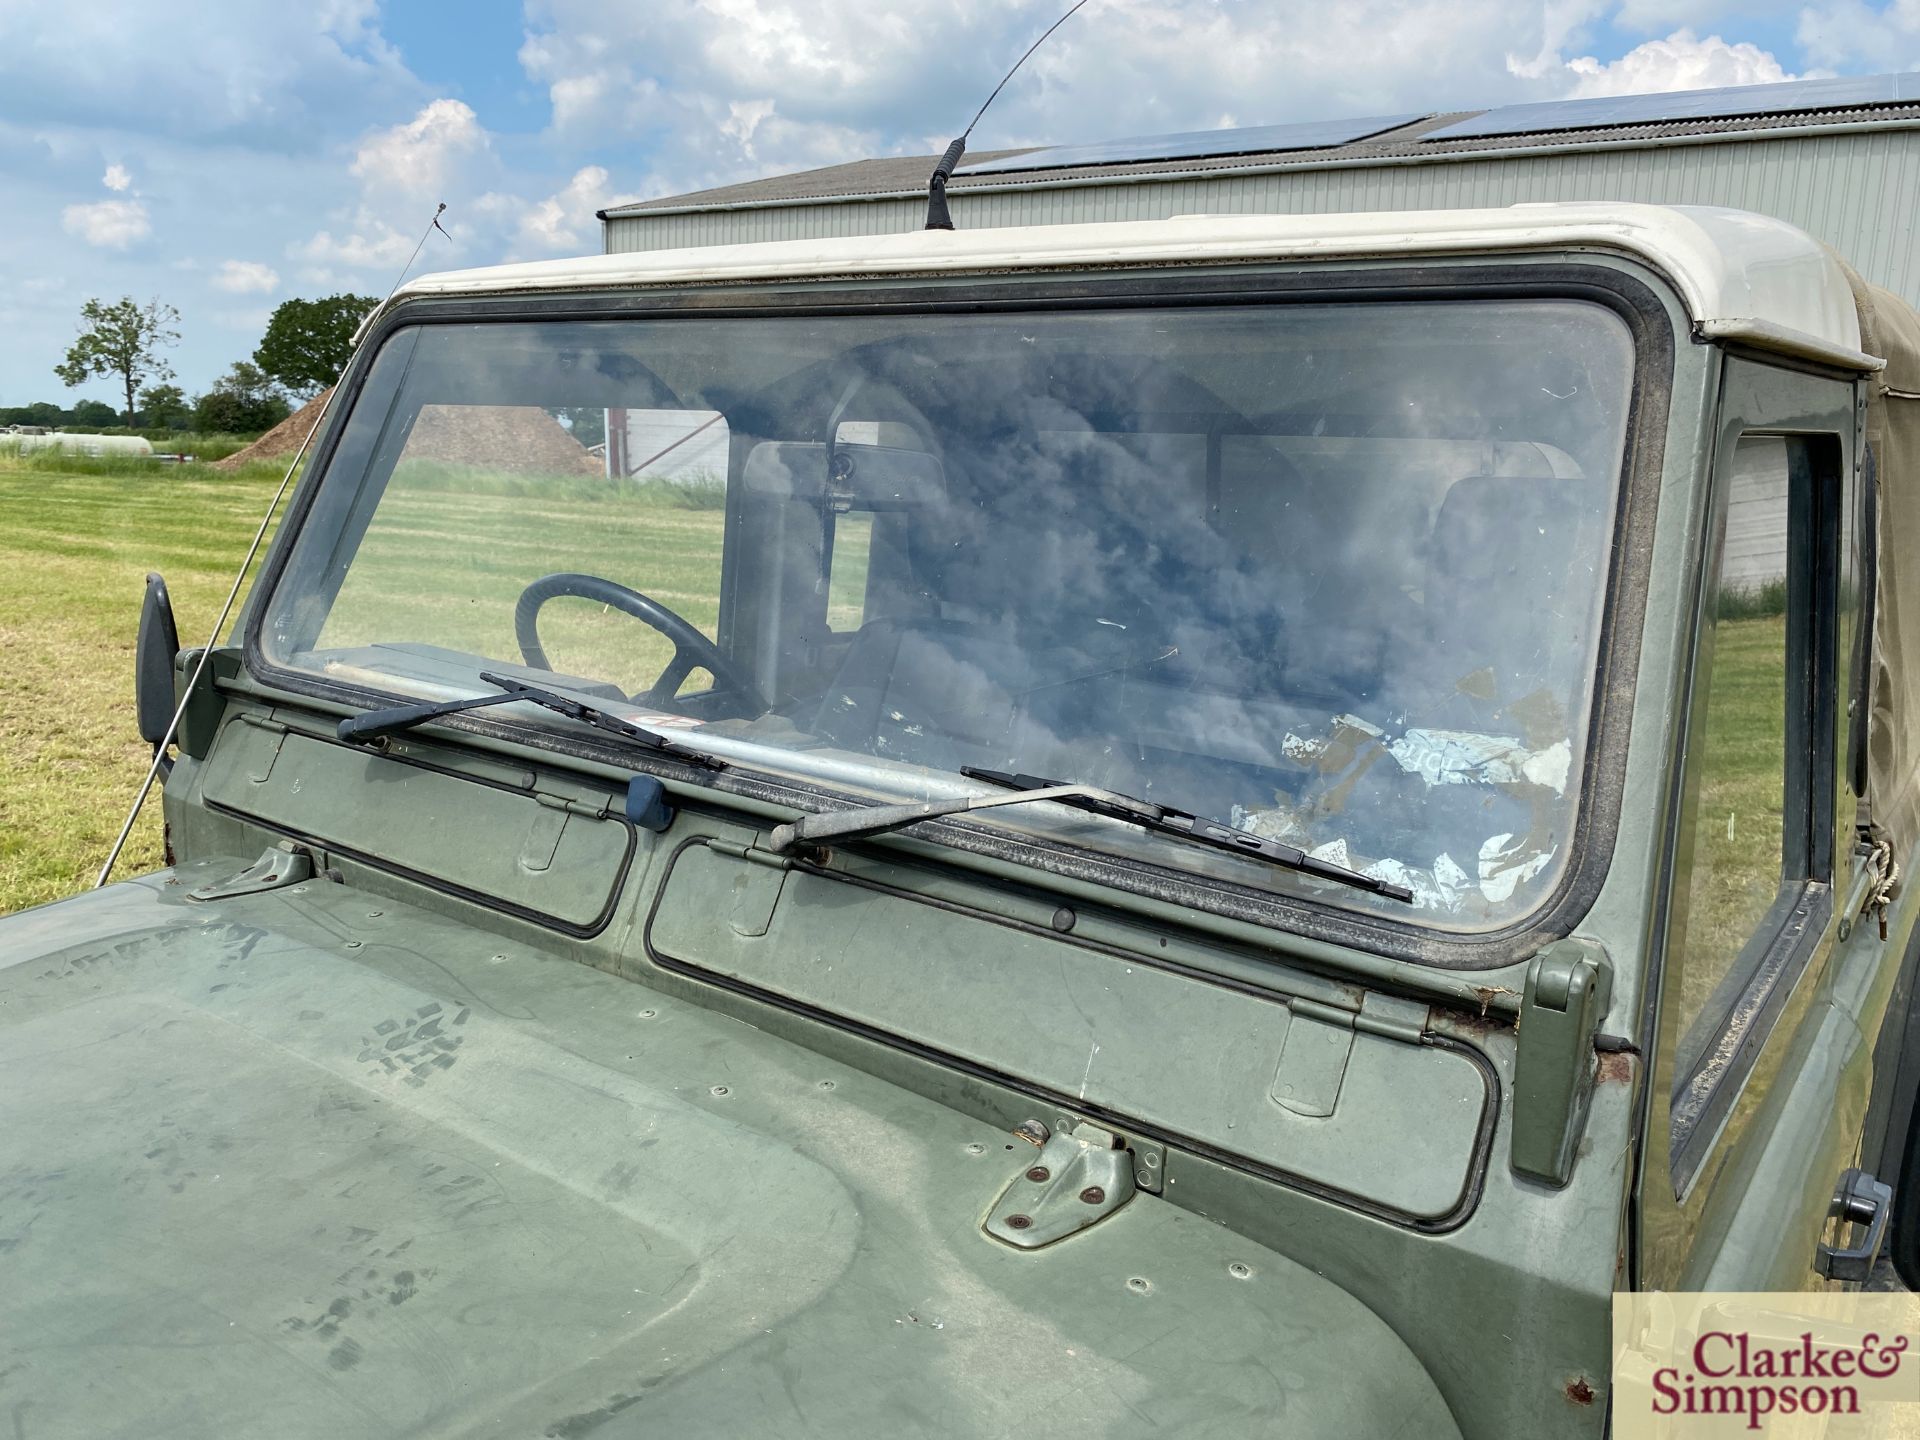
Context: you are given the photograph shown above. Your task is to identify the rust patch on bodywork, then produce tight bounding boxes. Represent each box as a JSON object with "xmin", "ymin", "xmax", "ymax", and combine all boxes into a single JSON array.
[
  {"xmin": 1597, "ymin": 1052, "xmax": 1634, "ymax": 1085},
  {"xmin": 1565, "ymin": 1376, "xmax": 1595, "ymax": 1406},
  {"xmin": 1472, "ymin": 985, "xmax": 1521, "ymax": 1017},
  {"xmin": 1442, "ymin": 1009, "xmax": 1507, "ymax": 1042}
]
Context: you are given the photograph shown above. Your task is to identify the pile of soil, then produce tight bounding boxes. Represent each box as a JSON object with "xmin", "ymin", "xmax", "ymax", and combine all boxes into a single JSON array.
[
  {"xmin": 213, "ymin": 391, "xmax": 601, "ymax": 478},
  {"xmin": 402, "ymin": 405, "xmax": 602, "ymax": 476},
  {"xmin": 212, "ymin": 388, "xmax": 333, "ymax": 471}
]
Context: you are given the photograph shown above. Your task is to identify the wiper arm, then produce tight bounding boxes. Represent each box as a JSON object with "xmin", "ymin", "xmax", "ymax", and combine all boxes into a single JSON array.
[
  {"xmin": 769, "ymin": 765, "xmax": 1412, "ymax": 904},
  {"xmin": 965, "ymin": 769, "xmax": 1413, "ymax": 903},
  {"xmin": 337, "ymin": 671, "xmax": 727, "ymax": 770}
]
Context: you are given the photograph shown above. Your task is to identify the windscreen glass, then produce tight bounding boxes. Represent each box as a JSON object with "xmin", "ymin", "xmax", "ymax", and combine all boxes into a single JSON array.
[{"xmin": 261, "ymin": 296, "xmax": 1636, "ymax": 931}]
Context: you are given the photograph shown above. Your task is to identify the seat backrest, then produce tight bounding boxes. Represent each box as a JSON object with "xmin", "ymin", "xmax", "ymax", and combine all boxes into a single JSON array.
[{"xmin": 1423, "ymin": 474, "xmax": 1603, "ymax": 704}]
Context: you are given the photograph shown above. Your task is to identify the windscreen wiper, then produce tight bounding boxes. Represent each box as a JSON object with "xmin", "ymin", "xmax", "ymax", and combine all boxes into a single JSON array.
[
  {"xmin": 769, "ymin": 765, "xmax": 1413, "ymax": 903},
  {"xmin": 336, "ymin": 672, "xmax": 727, "ymax": 770}
]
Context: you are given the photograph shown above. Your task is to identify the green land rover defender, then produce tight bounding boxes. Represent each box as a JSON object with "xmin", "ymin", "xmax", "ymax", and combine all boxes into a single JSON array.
[{"xmin": 3, "ymin": 203, "xmax": 1918, "ymax": 1437}]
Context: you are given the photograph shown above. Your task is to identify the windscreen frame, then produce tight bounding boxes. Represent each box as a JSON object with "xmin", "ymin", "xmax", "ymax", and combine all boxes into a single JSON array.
[{"xmin": 239, "ymin": 257, "xmax": 1679, "ymax": 969}]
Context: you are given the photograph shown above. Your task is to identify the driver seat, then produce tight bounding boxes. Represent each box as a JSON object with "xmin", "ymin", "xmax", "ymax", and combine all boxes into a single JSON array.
[{"xmin": 1405, "ymin": 472, "xmax": 1605, "ymax": 724}]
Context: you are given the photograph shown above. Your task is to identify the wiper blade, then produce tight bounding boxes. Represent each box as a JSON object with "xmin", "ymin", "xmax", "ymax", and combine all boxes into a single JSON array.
[
  {"xmin": 965, "ymin": 769, "xmax": 1413, "ymax": 903},
  {"xmin": 768, "ymin": 765, "xmax": 1412, "ymax": 904},
  {"xmin": 337, "ymin": 671, "xmax": 727, "ymax": 770}
]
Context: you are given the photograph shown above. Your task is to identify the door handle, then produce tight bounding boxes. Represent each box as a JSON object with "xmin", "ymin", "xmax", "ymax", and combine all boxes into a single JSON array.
[{"xmin": 1815, "ymin": 1168, "xmax": 1893, "ymax": 1282}]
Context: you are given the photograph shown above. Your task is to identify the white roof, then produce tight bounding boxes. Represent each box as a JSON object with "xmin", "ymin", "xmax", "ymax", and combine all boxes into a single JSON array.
[{"xmin": 392, "ymin": 203, "xmax": 1877, "ymax": 370}]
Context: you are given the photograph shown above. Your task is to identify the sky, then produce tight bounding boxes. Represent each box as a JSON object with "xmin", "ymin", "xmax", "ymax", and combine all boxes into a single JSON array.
[{"xmin": 2, "ymin": 0, "xmax": 1917, "ymax": 410}]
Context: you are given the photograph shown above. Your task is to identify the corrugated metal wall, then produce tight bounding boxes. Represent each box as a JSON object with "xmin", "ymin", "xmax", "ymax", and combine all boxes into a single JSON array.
[
  {"xmin": 605, "ymin": 129, "xmax": 1920, "ymax": 304},
  {"xmin": 1723, "ymin": 437, "xmax": 1790, "ymax": 594}
]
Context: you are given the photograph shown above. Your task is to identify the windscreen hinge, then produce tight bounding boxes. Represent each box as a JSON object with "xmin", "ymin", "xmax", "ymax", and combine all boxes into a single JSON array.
[
  {"xmin": 186, "ymin": 841, "xmax": 315, "ymax": 902},
  {"xmin": 1356, "ymin": 990, "xmax": 1431, "ymax": 1043},
  {"xmin": 1510, "ymin": 938, "xmax": 1612, "ymax": 1187},
  {"xmin": 984, "ymin": 1120, "xmax": 1139, "ymax": 1248}
]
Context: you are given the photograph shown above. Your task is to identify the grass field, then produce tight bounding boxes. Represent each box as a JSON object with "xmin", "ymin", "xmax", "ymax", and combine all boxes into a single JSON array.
[
  {"xmin": 317, "ymin": 460, "xmax": 735, "ymax": 696},
  {"xmin": 0, "ymin": 456, "xmax": 764, "ymax": 916},
  {"xmin": 1670, "ymin": 611, "xmax": 1792, "ymax": 1051},
  {"xmin": 0, "ymin": 452, "xmax": 868, "ymax": 916},
  {"xmin": 0, "ymin": 455, "xmax": 292, "ymax": 914}
]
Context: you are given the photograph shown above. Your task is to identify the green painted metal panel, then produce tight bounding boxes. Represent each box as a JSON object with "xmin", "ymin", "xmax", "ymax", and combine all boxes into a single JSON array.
[
  {"xmin": 0, "ymin": 867, "xmax": 1464, "ymax": 1440},
  {"xmin": 648, "ymin": 840, "xmax": 1491, "ymax": 1224},
  {"xmin": 199, "ymin": 719, "xmax": 634, "ymax": 932}
]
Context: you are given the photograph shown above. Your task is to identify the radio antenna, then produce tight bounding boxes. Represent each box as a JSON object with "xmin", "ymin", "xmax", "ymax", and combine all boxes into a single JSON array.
[
  {"xmin": 924, "ymin": 0, "xmax": 1089, "ymax": 231},
  {"xmin": 388, "ymin": 202, "xmax": 451, "ymax": 296},
  {"xmin": 95, "ymin": 200, "xmax": 454, "ymax": 888}
]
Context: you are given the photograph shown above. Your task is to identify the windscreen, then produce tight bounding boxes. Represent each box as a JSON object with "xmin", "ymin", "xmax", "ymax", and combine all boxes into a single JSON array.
[{"xmin": 261, "ymin": 295, "xmax": 1636, "ymax": 931}]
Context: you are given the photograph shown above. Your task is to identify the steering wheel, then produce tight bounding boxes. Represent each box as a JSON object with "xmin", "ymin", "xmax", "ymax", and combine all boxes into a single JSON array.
[{"xmin": 513, "ymin": 572, "xmax": 768, "ymax": 715}]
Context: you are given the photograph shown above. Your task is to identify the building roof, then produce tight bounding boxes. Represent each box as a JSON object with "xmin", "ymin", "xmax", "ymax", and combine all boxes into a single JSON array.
[
  {"xmin": 600, "ymin": 72, "xmax": 1920, "ymax": 220},
  {"xmin": 396, "ymin": 204, "xmax": 1879, "ymax": 370}
]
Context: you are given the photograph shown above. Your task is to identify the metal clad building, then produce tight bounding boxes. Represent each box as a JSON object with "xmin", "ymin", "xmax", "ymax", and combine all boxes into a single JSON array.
[{"xmin": 601, "ymin": 72, "xmax": 1920, "ymax": 305}]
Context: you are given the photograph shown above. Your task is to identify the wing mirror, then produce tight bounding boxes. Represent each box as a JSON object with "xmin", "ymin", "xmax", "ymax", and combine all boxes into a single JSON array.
[{"xmin": 135, "ymin": 572, "xmax": 181, "ymax": 756}]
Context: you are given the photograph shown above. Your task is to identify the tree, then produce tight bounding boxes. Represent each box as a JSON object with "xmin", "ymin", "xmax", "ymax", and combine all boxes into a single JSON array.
[
  {"xmin": 192, "ymin": 361, "xmax": 291, "ymax": 434},
  {"xmin": 70, "ymin": 400, "xmax": 121, "ymax": 429},
  {"xmin": 53, "ymin": 296, "xmax": 181, "ymax": 425},
  {"xmin": 138, "ymin": 384, "xmax": 191, "ymax": 429},
  {"xmin": 253, "ymin": 294, "xmax": 377, "ymax": 398},
  {"xmin": 0, "ymin": 401, "xmax": 69, "ymax": 428}
]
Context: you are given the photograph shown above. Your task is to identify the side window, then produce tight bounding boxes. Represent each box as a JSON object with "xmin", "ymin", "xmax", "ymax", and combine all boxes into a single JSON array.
[{"xmin": 1669, "ymin": 435, "xmax": 1839, "ymax": 1182}]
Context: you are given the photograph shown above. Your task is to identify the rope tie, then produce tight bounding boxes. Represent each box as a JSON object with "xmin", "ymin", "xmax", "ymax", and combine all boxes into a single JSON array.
[{"xmin": 1865, "ymin": 836, "xmax": 1900, "ymax": 942}]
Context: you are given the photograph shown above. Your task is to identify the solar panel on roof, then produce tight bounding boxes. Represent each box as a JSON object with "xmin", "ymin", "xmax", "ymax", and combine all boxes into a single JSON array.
[
  {"xmin": 1424, "ymin": 70, "xmax": 1920, "ymax": 141},
  {"xmin": 955, "ymin": 113, "xmax": 1425, "ymax": 174}
]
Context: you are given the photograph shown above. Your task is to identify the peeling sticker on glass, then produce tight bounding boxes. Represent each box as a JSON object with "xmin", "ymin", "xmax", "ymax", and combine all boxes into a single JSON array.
[{"xmin": 1386, "ymin": 729, "xmax": 1573, "ymax": 795}]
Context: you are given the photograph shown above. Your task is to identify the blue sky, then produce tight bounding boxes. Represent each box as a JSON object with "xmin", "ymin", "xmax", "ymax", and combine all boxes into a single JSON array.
[{"xmin": 2, "ymin": 0, "xmax": 1915, "ymax": 411}]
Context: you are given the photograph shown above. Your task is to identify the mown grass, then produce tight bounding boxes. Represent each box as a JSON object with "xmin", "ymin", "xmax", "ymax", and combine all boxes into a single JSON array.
[
  {"xmin": 319, "ymin": 460, "xmax": 736, "ymax": 697},
  {"xmin": 0, "ymin": 457, "xmax": 292, "ymax": 914},
  {"xmin": 1672, "ymin": 613, "xmax": 1789, "ymax": 1048}
]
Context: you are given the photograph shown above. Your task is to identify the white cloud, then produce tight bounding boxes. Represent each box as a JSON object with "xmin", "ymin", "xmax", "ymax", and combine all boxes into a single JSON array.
[
  {"xmin": 351, "ymin": 97, "xmax": 488, "ymax": 196},
  {"xmin": 212, "ymin": 259, "xmax": 280, "ymax": 293},
  {"xmin": 1551, "ymin": 28, "xmax": 1799, "ymax": 93},
  {"xmin": 1507, "ymin": 0, "xmax": 1620, "ymax": 79},
  {"xmin": 1609, "ymin": 0, "xmax": 1804, "ymax": 34},
  {"xmin": 514, "ymin": 165, "xmax": 608, "ymax": 255},
  {"xmin": 60, "ymin": 197, "xmax": 150, "ymax": 248},
  {"xmin": 293, "ymin": 221, "xmax": 420, "ymax": 276},
  {"xmin": 0, "ymin": 0, "xmax": 420, "ymax": 151},
  {"xmin": 102, "ymin": 162, "xmax": 132, "ymax": 191},
  {"xmin": 292, "ymin": 99, "xmax": 494, "ymax": 283},
  {"xmin": 516, "ymin": 0, "xmax": 1617, "ymax": 198},
  {"xmin": 720, "ymin": 99, "xmax": 777, "ymax": 161},
  {"xmin": 1797, "ymin": 0, "xmax": 1920, "ymax": 68}
]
